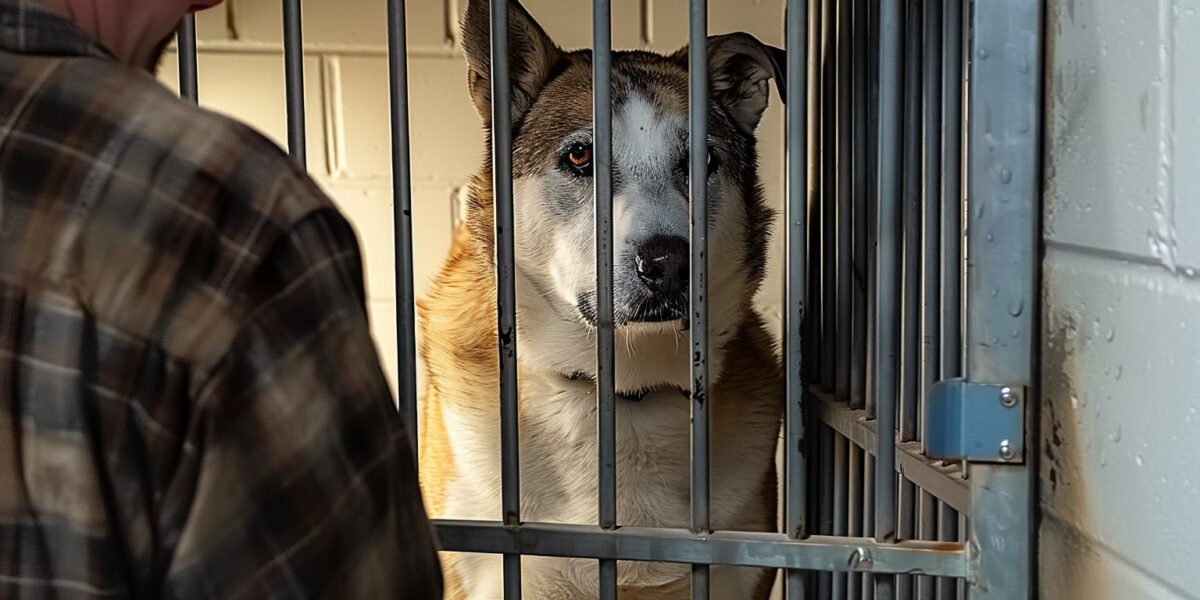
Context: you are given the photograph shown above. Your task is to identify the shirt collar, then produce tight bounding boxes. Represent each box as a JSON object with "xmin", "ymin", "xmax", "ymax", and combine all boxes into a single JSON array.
[{"xmin": 0, "ymin": 0, "xmax": 115, "ymax": 60}]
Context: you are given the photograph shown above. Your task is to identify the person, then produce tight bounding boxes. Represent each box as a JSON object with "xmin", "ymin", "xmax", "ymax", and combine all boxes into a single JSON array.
[{"xmin": 0, "ymin": 0, "xmax": 443, "ymax": 597}]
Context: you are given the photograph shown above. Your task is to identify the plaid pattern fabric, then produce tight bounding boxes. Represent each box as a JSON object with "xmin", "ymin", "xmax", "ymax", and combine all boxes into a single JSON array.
[{"xmin": 0, "ymin": 2, "xmax": 442, "ymax": 598}]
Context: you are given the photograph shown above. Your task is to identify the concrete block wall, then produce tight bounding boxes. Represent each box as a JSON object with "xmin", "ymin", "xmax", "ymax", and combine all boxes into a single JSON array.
[
  {"xmin": 157, "ymin": 0, "xmax": 787, "ymax": 394},
  {"xmin": 1041, "ymin": 0, "xmax": 1200, "ymax": 597}
]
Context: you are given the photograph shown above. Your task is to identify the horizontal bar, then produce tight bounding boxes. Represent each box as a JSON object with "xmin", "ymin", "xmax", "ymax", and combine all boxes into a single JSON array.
[
  {"xmin": 810, "ymin": 392, "xmax": 969, "ymax": 513},
  {"xmin": 434, "ymin": 520, "xmax": 968, "ymax": 577}
]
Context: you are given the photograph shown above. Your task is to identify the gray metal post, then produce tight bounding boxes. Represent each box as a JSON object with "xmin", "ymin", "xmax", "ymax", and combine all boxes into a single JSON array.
[
  {"xmin": 835, "ymin": 0, "xmax": 853, "ymax": 403},
  {"xmin": 490, "ymin": 1, "xmax": 522, "ymax": 597},
  {"xmin": 592, "ymin": 1, "xmax": 617, "ymax": 598},
  {"xmin": 177, "ymin": 16, "xmax": 198, "ymax": 103},
  {"xmin": 832, "ymin": 436, "xmax": 849, "ymax": 598},
  {"xmin": 282, "ymin": 0, "xmax": 306, "ymax": 168},
  {"xmin": 688, "ymin": 0, "xmax": 710, "ymax": 597},
  {"xmin": 874, "ymin": 0, "xmax": 905, "ymax": 598},
  {"xmin": 785, "ymin": 0, "xmax": 810, "ymax": 597},
  {"xmin": 940, "ymin": 0, "xmax": 964, "ymax": 381},
  {"xmin": 900, "ymin": 0, "xmax": 921, "ymax": 445},
  {"xmin": 849, "ymin": 0, "xmax": 869, "ymax": 410},
  {"xmin": 964, "ymin": 0, "xmax": 1042, "ymax": 597},
  {"xmin": 386, "ymin": 0, "xmax": 419, "ymax": 451},
  {"xmin": 920, "ymin": 0, "xmax": 944, "ymax": 450}
]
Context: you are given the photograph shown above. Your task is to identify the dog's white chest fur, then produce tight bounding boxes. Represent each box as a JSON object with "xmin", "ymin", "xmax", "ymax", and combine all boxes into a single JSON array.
[{"xmin": 438, "ymin": 371, "xmax": 774, "ymax": 598}]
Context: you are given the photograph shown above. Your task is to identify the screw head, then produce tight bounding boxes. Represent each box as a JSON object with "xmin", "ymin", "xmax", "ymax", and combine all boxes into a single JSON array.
[
  {"xmin": 999, "ymin": 439, "xmax": 1015, "ymax": 460},
  {"xmin": 1000, "ymin": 387, "xmax": 1017, "ymax": 408}
]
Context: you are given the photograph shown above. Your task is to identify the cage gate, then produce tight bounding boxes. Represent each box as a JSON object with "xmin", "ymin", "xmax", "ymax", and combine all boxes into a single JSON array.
[{"xmin": 175, "ymin": 0, "xmax": 1042, "ymax": 597}]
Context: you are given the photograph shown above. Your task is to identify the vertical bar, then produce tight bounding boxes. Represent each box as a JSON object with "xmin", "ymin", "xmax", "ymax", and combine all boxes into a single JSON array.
[
  {"xmin": 490, "ymin": 1, "xmax": 522, "ymax": 597},
  {"xmin": 958, "ymin": 514, "xmax": 968, "ymax": 599},
  {"xmin": 282, "ymin": 0, "xmax": 306, "ymax": 167},
  {"xmin": 835, "ymin": 0, "xmax": 853, "ymax": 403},
  {"xmin": 863, "ymin": 0, "xmax": 879, "ymax": 418},
  {"xmin": 920, "ymin": 0, "xmax": 944, "ymax": 450},
  {"xmin": 936, "ymin": 501, "xmax": 960, "ymax": 600},
  {"xmin": 386, "ymin": 0, "xmax": 418, "ymax": 451},
  {"xmin": 896, "ymin": 478, "xmax": 915, "ymax": 597},
  {"xmin": 897, "ymin": 3, "xmax": 921, "ymax": 593},
  {"xmin": 819, "ymin": 0, "xmax": 835, "ymax": 393},
  {"xmin": 873, "ymin": 0, "xmax": 904, "ymax": 597},
  {"xmin": 916, "ymin": 490, "xmax": 938, "ymax": 599},
  {"xmin": 849, "ymin": 0, "xmax": 868, "ymax": 409},
  {"xmin": 593, "ymin": 1, "xmax": 617, "ymax": 598},
  {"xmin": 785, "ymin": 0, "xmax": 810, "ymax": 597},
  {"xmin": 861, "ymin": 453, "xmax": 875, "ymax": 600},
  {"xmin": 847, "ymin": 444, "xmax": 862, "ymax": 599},
  {"xmin": 965, "ymin": 0, "xmax": 1041, "ymax": 597},
  {"xmin": 176, "ymin": 16, "xmax": 198, "ymax": 103},
  {"xmin": 817, "ymin": 426, "xmax": 834, "ymax": 598},
  {"xmin": 899, "ymin": 0, "xmax": 921, "ymax": 444},
  {"xmin": 804, "ymin": 0, "xmax": 822, "ymax": 389},
  {"xmin": 940, "ymin": 0, "xmax": 964, "ymax": 380},
  {"xmin": 832, "ymin": 436, "xmax": 849, "ymax": 599},
  {"xmin": 688, "ymin": 0, "xmax": 709, "ymax": 597}
]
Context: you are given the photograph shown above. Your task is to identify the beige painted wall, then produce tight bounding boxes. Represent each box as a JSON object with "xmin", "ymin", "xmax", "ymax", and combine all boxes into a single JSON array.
[{"xmin": 158, "ymin": 0, "xmax": 787, "ymax": 395}]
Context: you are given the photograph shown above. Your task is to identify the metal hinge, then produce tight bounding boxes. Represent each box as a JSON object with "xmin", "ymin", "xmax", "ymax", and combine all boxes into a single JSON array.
[{"xmin": 924, "ymin": 379, "xmax": 1026, "ymax": 464}]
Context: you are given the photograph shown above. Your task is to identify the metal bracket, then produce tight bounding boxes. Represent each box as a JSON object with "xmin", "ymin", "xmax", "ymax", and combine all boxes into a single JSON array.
[{"xmin": 924, "ymin": 378, "xmax": 1026, "ymax": 463}]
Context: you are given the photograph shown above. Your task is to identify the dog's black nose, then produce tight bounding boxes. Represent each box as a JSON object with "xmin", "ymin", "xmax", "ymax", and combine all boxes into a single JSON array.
[{"xmin": 635, "ymin": 235, "xmax": 689, "ymax": 294}]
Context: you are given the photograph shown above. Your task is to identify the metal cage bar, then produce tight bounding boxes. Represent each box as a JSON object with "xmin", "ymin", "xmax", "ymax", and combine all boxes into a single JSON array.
[
  {"xmin": 919, "ymin": 0, "xmax": 944, "ymax": 453},
  {"xmin": 848, "ymin": 0, "xmax": 868, "ymax": 411},
  {"xmin": 386, "ymin": 0, "xmax": 419, "ymax": 449},
  {"xmin": 872, "ymin": 0, "xmax": 902, "ymax": 539},
  {"xmin": 936, "ymin": 500, "xmax": 960, "ymax": 600},
  {"xmin": 963, "ymin": 0, "xmax": 1042, "ymax": 596},
  {"xmin": 872, "ymin": 1, "xmax": 905, "ymax": 598},
  {"xmin": 687, "ymin": 0, "xmax": 711, "ymax": 597},
  {"xmin": 940, "ymin": 0, "xmax": 964, "ymax": 381},
  {"xmin": 176, "ymin": 17, "xmax": 198, "ymax": 103},
  {"xmin": 897, "ymin": 4, "xmax": 922, "ymax": 597},
  {"xmin": 898, "ymin": 0, "xmax": 922, "ymax": 446},
  {"xmin": 488, "ymin": 1, "xmax": 523, "ymax": 597},
  {"xmin": 834, "ymin": 0, "xmax": 853, "ymax": 404},
  {"xmin": 784, "ymin": 0, "xmax": 811, "ymax": 597},
  {"xmin": 832, "ymin": 435, "xmax": 849, "ymax": 598},
  {"xmin": 282, "ymin": 0, "xmax": 306, "ymax": 166},
  {"xmin": 592, "ymin": 1, "xmax": 618, "ymax": 598},
  {"xmin": 819, "ymin": 0, "xmax": 836, "ymax": 395},
  {"xmin": 436, "ymin": 520, "xmax": 968, "ymax": 576}
]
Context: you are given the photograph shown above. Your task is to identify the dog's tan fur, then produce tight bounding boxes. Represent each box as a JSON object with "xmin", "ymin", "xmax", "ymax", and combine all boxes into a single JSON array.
[{"xmin": 418, "ymin": 1, "xmax": 785, "ymax": 597}]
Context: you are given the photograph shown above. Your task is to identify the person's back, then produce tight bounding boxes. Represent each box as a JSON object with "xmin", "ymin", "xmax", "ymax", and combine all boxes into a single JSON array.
[{"xmin": 0, "ymin": 1, "xmax": 442, "ymax": 598}]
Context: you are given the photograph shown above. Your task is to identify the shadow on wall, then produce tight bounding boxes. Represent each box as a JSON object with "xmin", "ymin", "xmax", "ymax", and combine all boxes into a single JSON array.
[{"xmin": 1039, "ymin": 304, "xmax": 1096, "ymax": 599}]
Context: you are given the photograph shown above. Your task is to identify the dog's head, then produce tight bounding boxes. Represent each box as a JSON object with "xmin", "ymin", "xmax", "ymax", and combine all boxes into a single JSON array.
[{"xmin": 461, "ymin": 0, "xmax": 783, "ymax": 337}]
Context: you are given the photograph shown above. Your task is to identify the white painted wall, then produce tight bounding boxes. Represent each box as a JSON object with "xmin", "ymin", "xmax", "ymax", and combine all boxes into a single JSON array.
[{"xmin": 1041, "ymin": 0, "xmax": 1200, "ymax": 597}]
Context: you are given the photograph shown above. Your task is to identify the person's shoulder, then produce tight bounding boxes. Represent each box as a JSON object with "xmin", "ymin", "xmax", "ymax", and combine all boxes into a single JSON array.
[
  {"xmin": 67, "ymin": 57, "xmax": 331, "ymax": 225},
  {"xmin": 37, "ymin": 57, "xmax": 358, "ymax": 367}
]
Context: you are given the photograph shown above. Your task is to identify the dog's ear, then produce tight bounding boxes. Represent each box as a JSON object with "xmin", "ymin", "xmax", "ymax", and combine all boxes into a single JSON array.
[
  {"xmin": 462, "ymin": 0, "xmax": 565, "ymax": 126},
  {"xmin": 673, "ymin": 33, "xmax": 787, "ymax": 133}
]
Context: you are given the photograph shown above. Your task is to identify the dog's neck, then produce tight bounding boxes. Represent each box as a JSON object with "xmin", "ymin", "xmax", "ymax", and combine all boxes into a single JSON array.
[{"xmin": 514, "ymin": 267, "xmax": 738, "ymax": 396}]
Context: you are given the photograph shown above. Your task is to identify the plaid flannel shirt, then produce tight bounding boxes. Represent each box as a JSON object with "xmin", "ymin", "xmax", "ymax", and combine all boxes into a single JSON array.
[{"xmin": 0, "ymin": 2, "xmax": 442, "ymax": 598}]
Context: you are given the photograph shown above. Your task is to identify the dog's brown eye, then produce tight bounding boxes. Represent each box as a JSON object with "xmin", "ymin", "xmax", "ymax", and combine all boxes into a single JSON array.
[{"xmin": 562, "ymin": 143, "xmax": 593, "ymax": 175}]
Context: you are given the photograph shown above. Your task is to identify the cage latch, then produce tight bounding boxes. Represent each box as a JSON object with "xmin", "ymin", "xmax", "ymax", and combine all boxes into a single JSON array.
[{"xmin": 924, "ymin": 379, "xmax": 1025, "ymax": 464}]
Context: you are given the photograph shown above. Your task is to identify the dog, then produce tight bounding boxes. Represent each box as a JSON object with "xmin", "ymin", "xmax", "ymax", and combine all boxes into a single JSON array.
[{"xmin": 418, "ymin": 1, "xmax": 786, "ymax": 597}]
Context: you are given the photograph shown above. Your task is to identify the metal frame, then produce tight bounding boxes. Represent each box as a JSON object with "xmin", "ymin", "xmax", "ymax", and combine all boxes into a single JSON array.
[{"xmin": 174, "ymin": 0, "xmax": 1042, "ymax": 596}]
